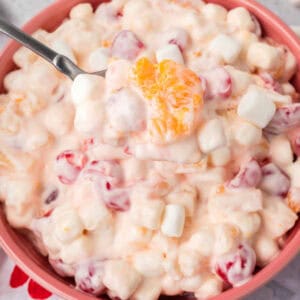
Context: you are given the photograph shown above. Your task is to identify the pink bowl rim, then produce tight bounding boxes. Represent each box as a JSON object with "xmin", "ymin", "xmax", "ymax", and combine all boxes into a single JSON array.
[{"xmin": 0, "ymin": 0, "xmax": 299, "ymax": 300}]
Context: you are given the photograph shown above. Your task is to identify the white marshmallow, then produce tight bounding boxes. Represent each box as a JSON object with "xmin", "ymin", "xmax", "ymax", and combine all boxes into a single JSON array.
[
  {"xmin": 88, "ymin": 47, "xmax": 110, "ymax": 72},
  {"xmin": 210, "ymin": 147, "xmax": 231, "ymax": 167},
  {"xmin": 71, "ymin": 74, "xmax": 105, "ymax": 105},
  {"xmin": 195, "ymin": 277, "xmax": 223, "ymax": 300},
  {"xmin": 156, "ymin": 44, "xmax": 184, "ymax": 64},
  {"xmin": 132, "ymin": 200, "xmax": 165, "ymax": 230},
  {"xmin": 281, "ymin": 83, "xmax": 296, "ymax": 95},
  {"xmin": 180, "ymin": 275, "xmax": 203, "ymax": 292},
  {"xmin": 227, "ymin": 7, "xmax": 255, "ymax": 32},
  {"xmin": 237, "ymin": 85, "xmax": 276, "ymax": 128},
  {"xmin": 74, "ymin": 101, "xmax": 104, "ymax": 133},
  {"xmin": 202, "ymin": 4, "xmax": 227, "ymax": 21},
  {"xmin": 254, "ymin": 235, "xmax": 279, "ymax": 267},
  {"xmin": 161, "ymin": 204, "xmax": 185, "ymax": 238},
  {"xmin": 213, "ymin": 223, "xmax": 240, "ymax": 255},
  {"xmin": 270, "ymin": 135, "xmax": 293, "ymax": 167},
  {"xmin": 53, "ymin": 207, "xmax": 84, "ymax": 243},
  {"xmin": 209, "ymin": 189, "xmax": 263, "ymax": 213},
  {"xmin": 225, "ymin": 66, "xmax": 253, "ymax": 96},
  {"xmin": 103, "ymin": 260, "xmax": 142, "ymax": 300},
  {"xmin": 234, "ymin": 121, "xmax": 262, "ymax": 146},
  {"xmin": 52, "ymin": 40, "xmax": 76, "ymax": 63},
  {"xmin": 198, "ymin": 119, "xmax": 227, "ymax": 153},
  {"xmin": 261, "ymin": 196, "xmax": 297, "ymax": 238},
  {"xmin": 188, "ymin": 229, "xmax": 215, "ymax": 257},
  {"xmin": 282, "ymin": 49, "xmax": 297, "ymax": 81},
  {"xmin": 247, "ymin": 42, "xmax": 282, "ymax": 71},
  {"xmin": 59, "ymin": 236, "xmax": 92, "ymax": 265},
  {"xmin": 229, "ymin": 213, "xmax": 261, "ymax": 239},
  {"xmin": 133, "ymin": 250, "xmax": 164, "ymax": 277},
  {"xmin": 165, "ymin": 184, "xmax": 197, "ymax": 217},
  {"xmin": 178, "ymin": 247, "xmax": 202, "ymax": 276},
  {"xmin": 106, "ymin": 88, "xmax": 146, "ymax": 133},
  {"xmin": 208, "ymin": 34, "xmax": 241, "ymax": 63},
  {"xmin": 70, "ymin": 3, "xmax": 93, "ymax": 20},
  {"xmin": 132, "ymin": 278, "xmax": 161, "ymax": 300},
  {"xmin": 289, "ymin": 162, "xmax": 300, "ymax": 188}
]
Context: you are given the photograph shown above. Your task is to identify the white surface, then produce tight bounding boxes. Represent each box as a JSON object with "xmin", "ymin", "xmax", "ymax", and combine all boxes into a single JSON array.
[{"xmin": 0, "ymin": 1, "xmax": 299, "ymax": 300}]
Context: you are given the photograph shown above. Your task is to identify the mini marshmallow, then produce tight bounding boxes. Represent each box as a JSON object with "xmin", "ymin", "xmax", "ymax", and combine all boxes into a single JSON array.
[
  {"xmin": 210, "ymin": 147, "xmax": 231, "ymax": 167},
  {"xmin": 74, "ymin": 101, "xmax": 104, "ymax": 133},
  {"xmin": 261, "ymin": 196, "xmax": 297, "ymax": 238},
  {"xmin": 132, "ymin": 278, "xmax": 161, "ymax": 300},
  {"xmin": 202, "ymin": 4, "xmax": 227, "ymax": 21},
  {"xmin": 88, "ymin": 47, "xmax": 110, "ymax": 72},
  {"xmin": 132, "ymin": 200, "xmax": 165, "ymax": 230},
  {"xmin": 161, "ymin": 204, "xmax": 185, "ymax": 238},
  {"xmin": 229, "ymin": 213, "xmax": 261, "ymax": 239},
  {"xmin": 213, "ymin": 223, "xmax": 241, "ymax": 255},
  {"xmin": 103, "ymin": 260, "xmax": 142, "ymax": 300},
  {"xmin": 208, "ymin": 34, "xmax": 241, "ymax": 63},
  {"xmin": 195, "ymin": 277, "xmax": 223, "ymax": 300},
  {"xmin": 53, "ymin": 207, "xmax": 84, "ymax": 243},
  {"xmin": 234, "ymin": 121, "xmax": 262, "ymax": 146},
  {"xmin": 198, "ymin": 119, "xmax": 227, "ymax": 153},
  {"xmin": 180, "ymin": 275, "xmax": 203, "ymax": 293},
  {"xmin": 254, "ymin": 235, "xmax": 279, "ymax": 267},
  {"xmin": 156, "ymin": 44, "xmax": 184, "ymax": 64},
  {"xmin": 227, "ymin": 7, "xmax": 255, "ymax": 32},
  {"xmin": 166, "ymin": 184, "xmax": 197, "ymax": 217},
  {"xmin": 71, "ymin": 74, "xmax": 105, "ymax": 105},
  {"xmin": 247, "ymin": 42, "xmax": 282, "ymax": 71},
  {"xmin": 133, "ymin": 250, "xmax": 164, "ymax": 277},
  {"xmin": 282, "ymin": 49, "xmax": 297, "ymax": 81},
  {"xmin": 225, "ymin": 66, "xmax": 253, "ymax": 96},
  {"xmin": 237, "ymin": 85, "xmax": 276, "ymax": 128},
  {"xmin": 270, "ymin": 135, "xmax": 293, "ymax": 166},
  {"xmin": 178, "ymin": 247, "xmax": 202, "ymax": 276},
  {"xmin": 188, "ymin": 229, "xmax": 215, "ymax": 257},
  {"xmin": 52, "ymin": 40, "xmax": 76, "ymax": 63},
  {"xmin": 289, "ymin": 162, "xmax": 300, "ymax": 188},
  {"xmin": 70, "ymin": 3, "xmax": 93, "ymax": 20}
]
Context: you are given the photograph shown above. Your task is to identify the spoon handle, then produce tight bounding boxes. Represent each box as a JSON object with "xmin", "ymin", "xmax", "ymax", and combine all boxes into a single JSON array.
[{"xmin": 0, "ymin": 18, "xmax": 83, "ymax": 80}]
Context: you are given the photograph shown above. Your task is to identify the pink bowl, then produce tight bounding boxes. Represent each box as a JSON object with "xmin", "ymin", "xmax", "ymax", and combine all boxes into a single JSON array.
[{"xmin": 0, "ymin": 0, "xmax": 299, "ymax": 299}]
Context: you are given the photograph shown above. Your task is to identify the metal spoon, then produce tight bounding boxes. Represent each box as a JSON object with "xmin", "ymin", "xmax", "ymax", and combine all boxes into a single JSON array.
[{"xmin": 0, "ymin": 18, "xmax": 106, "ymax": 80}]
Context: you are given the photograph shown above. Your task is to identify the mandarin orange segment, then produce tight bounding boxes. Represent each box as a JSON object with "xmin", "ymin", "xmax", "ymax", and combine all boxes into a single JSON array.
[{"xmin": 133, "ymin": 58, "xmax": 203, "ymax": 143}]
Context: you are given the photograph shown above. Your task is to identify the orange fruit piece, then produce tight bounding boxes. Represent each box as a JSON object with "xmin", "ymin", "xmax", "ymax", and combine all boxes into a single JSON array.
[{"xmin": 133, "ymin": 58, "xmax": 203, "ymax": 144}]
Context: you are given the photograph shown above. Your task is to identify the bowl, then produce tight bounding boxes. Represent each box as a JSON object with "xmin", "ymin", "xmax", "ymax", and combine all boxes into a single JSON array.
[{"xmin": 0, "ymin": 0, "xmax": 299, "ymax": 299}]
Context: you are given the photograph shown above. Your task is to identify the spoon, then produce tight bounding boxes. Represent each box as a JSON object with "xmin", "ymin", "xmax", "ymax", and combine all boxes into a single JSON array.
[{"xmin": 0, "ymin": 18, "xmax": 106, "ymax": 80}]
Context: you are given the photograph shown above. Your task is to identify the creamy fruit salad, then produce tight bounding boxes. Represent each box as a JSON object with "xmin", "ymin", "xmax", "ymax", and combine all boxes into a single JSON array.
[{"xmin": 0, "ymin": 0, "xmax": 299, "ymax": 299}]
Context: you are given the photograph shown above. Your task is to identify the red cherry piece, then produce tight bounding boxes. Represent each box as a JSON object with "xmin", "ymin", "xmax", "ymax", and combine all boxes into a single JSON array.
[
  {"xmin": 82, "ymin": 160, "xmax": 123, "ymax": 187},
  {"xmin": 202, "ymin": 67, "xmax": 232, "ymax": 100},
  {"xmin": 111, "ymin": 30, "xmax": 144, "ymax": 60},
  {"xmin": 265, "ymin": 103, "xmax": 300, "ymax": 135},
  {"xmin": 215, "ymin": 243, "xmax": 256, "ymax": 287},
  {"xmin": 56, "ymin": 150, "xmax": 88, "ymax": 185},
  {"xmin": 103, "ymin": 189, "xmax": 130, "ymax": 212},
  {"xmin": 258, "ymin": 72, "xmax": 282, "ymax": 93},
  {"xmin": 228, "ymin": 159, "xmax": 262, "ymax": 189},
  {"xmin": 28, "ymin": 279, "xmax": 52, "ymax": 299},
  {"xmin": 288, "ymin": 127, "xmax": 300, "ymax": 157},
  {"xmin": 82, "ymin": 137, "xmax": 95, "ymax": 152},
  {"xmin": 9, "ymin": 265, "xmax": 29, "ymax": 288},
  {"xmin": 75, "ymin": 261, "xmax": 105, "ymax": 295},
  {"xmin": 260, "ymin": 163, "xmax": 290, "ymax": 197}
]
